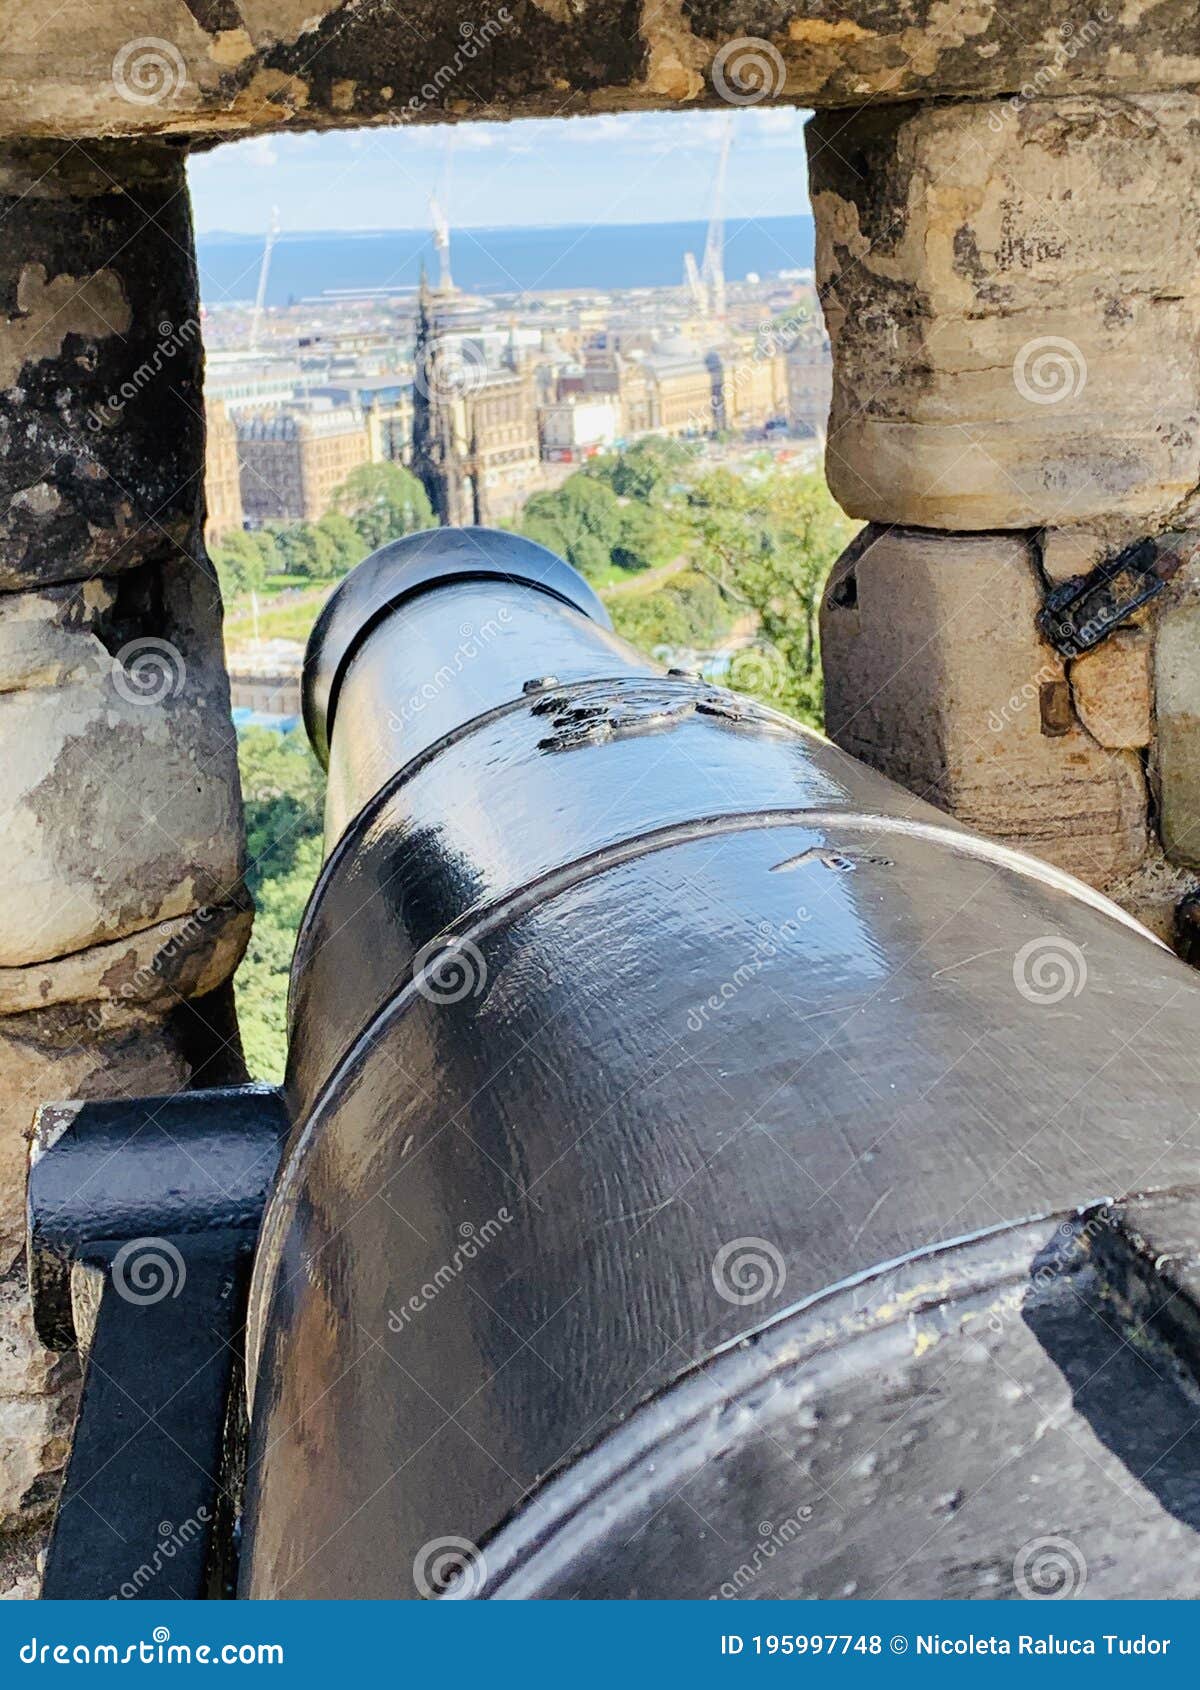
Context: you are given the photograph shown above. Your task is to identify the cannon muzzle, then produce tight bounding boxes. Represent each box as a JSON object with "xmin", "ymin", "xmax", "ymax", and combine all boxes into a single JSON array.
[{"xmin": 31, "ymin": 527, "xmax": 1200, "ymax": 1601}]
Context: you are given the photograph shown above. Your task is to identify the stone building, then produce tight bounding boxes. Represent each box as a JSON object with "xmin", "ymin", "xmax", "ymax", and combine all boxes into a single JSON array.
[
  {"xmin": 466, "ymin": 369, "xmax": 540, "ymax": 522},
  {"xmin": 539, "ymin": 395, "xmax": 622, "ymax": 459},
  {"xmin": 717, "ymin": 338, "xmax": 789, "ymax": 433},
  {"xmin": 610, "ymin": 338, "xmax": 786, "ymax": 440},
  {"xmin": 617, "ymin": 357, "xmax": 654, "ymax": 439},
  {"xmin": 811, "ymin": 93, "xmax": 1200, "ymax": 938},
  {"xmin": 412, "ymin": 275, "xmax": 539, "ymax": 525},
  {"xmin": 410, "ymin": 273, "xmax": 471, "ymax": 528},
  {"xmin": 7, "ymin": 0, "xmax": 1200, "ymax": 1592},
  {"xmin": 203, "ymin": 398, "xmax": 243, "ymax": 543},
  {"xmin": 236, "ymin": 404, "xmax": 370, "ymax": 525},
  {"xmin": 786, "ymin": 339, "xmax": 833, "ymax": 440},
  {"xmin": 308, "ymin": 380, "xmax": 414, "ymax": 467},
  {"xmin": 635, "ymin": 339, "xmax": 719, "ymax": 437}
]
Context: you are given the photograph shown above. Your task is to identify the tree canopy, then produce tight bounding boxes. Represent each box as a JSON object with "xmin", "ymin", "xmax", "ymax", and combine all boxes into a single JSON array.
[
  {"xmin": 584, "ymin": 436, "xmax": 695, "ymax": 503},
  {"xmin": 331, "ymin": 461, "xmax": 433, "ymax": 553}
]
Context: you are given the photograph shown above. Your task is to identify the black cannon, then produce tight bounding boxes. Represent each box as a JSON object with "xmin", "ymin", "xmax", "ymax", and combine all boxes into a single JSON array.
[{"xmin": 29, "ymin": 528, "xmax": 1200, "ymax": 1601}]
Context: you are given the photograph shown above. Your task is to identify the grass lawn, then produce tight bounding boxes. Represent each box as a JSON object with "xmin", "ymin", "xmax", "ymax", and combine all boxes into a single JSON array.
[{"xmin": 226, "ymin": 584, "xmax": 336, "ymax": 646}]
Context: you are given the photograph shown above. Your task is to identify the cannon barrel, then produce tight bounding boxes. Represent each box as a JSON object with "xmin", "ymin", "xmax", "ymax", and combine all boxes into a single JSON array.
[{"xmin": 31, "ymin": 528, "xmax": 1200, "ymax": 1600}]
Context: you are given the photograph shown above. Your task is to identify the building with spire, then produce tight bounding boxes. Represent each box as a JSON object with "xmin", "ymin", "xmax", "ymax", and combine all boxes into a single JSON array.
[
  {"xmin": 410, "ymin": 269, "xmax": 540, "ymax": 527},
  {"xmin": 410, "ymin": 266, "xmax": 471, "ymax": 527}
]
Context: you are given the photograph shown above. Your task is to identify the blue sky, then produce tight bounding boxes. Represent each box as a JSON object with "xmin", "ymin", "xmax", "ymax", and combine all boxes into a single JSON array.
[{"xmin": 187, "ymin": 108, "xmax": 812, "ymax": 234}]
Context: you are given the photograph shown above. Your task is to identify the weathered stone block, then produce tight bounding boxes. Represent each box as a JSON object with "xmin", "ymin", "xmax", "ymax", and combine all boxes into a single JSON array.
[
  {"xmin": 0, "ymin": 569, "xmax": 244, "ymax": 969},
  {"xmin": 0, "ymin": 145, "xmax": 202, "ymax": 591},
  {"xmin": 4, "ymin": 0, "xmax": 1200, "ymax": 142},
  {"xmin": 1040, "ymin": 526, "xmax": 1130, "ymax": 587},
  {"xmin": 821, "ymin": 525, "xmax": 1148, "ymax": 889},
  {"xmin": 1070, "ymin": 629, "xmax": 1152, "ymax": 749},
  {"xmin": 0, "ymin": 1392, "xmax": 74, "ymax": 1535},
  {"xmin": 1156, "ymin": 599, "xmax": 1200, "ymax": 868},
  {"xmin": 0, "ymin": 1215, "xmax": 81, "ymax": 1533},
  {"xmin": 810, "ymin": 94, "xmax": 1200, "ymax": 531},
  {"xmin": 1106, "ymin": 848, "xmax": 1200, "ymax": 948},
  {"xmin": 0, "ymin": 135, "xmax": 250, "ymax": 1570}
]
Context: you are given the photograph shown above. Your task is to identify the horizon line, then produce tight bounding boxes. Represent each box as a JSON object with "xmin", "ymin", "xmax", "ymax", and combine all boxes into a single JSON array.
[{"xmin": 196, "ymin": 210, "xmax": 815, "ymax": 240}]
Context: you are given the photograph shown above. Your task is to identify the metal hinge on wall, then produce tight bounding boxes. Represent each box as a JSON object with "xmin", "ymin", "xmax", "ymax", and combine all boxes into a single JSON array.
[{"xmin": 1038, "ymin": 532, "xmax": 1199, "ymax": 658}]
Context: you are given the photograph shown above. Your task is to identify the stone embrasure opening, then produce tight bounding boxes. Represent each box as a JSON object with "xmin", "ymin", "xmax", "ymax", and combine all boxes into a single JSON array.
[{"xmin": 5, "ymin": 0, "xmax": 1200, "ymax": 1588}]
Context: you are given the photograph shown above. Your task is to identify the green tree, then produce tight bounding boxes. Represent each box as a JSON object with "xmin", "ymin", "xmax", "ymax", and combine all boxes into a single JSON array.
[
  {"xmin": 247, "ymin": 529, "xmax": 282, "ymax": 572},
  {"xmin": 315, "ymin": 510, "xmax": 364, "ymax": 575},
  {"xmin": 273, "ymin": 521, "xmax": 339, "ymax": 579},
  {"xmin": 611, "ymin": 500, "xmax": 678, "ymax": 572},
  {"xmin": 211, "ymin": 529, "xmax": 269, "ymax": 597},
  {"xmin": 521, "ymin": 473, "xmax": 623, "ymax": 579},
  {"xmin": 235, "ymin": 832, "xmax": 324, "ymax": 1081},
  {"xmin": 684, "ymin": 468, "xmax": 853, "ymax": 726},
  {"xmin": 235, "ymin": 727, "xmax": 326, "ymax": 1082},
  {"xmin": 585, "ymin": 437, "xmax": 694, "ymax": 503},
  {"xmin": 608, "ymin": 569, "xmax": 734, "ymax": 651},
  {"xmin": 331, "ymin": 462, "xmax": 433, "ymax": 552}
]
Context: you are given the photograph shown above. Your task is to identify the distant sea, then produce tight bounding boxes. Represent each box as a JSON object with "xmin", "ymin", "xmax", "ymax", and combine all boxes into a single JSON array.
[{"xmin": 196, "ymin": 216, "xmax": 816, "ymax": 307}]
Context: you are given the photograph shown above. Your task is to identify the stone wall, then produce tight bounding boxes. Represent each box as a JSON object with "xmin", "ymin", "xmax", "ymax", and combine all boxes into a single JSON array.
[
  {"xmin": 2, "ymin": 0, "xmax": 1200, "ymax": 1592},
  {"xmin": 2, "ymin": 2, "xmax": 1200, "ymax": 141},
  {"xmin": 0, "ymin": 143, "xmax": 249, "ymax": 1571},
  {"xmin": 812, "ymin": 91, "xmax": 1200, "ymax": 942}
]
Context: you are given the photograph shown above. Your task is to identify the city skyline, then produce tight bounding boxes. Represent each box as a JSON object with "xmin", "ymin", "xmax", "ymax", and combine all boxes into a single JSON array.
[{"xmin": 188, "ymin": 108, "xmax": 813, "ymax": 235}]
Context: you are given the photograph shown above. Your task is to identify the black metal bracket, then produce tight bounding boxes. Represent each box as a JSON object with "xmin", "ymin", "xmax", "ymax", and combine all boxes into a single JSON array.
[
  {"xmin": 1038, "ymin": 531, "xmax": 1198, "ymax": 658},
  {"xmin": 27, "ymin": 1085, "xmax": 289, "ymax": 1600}
]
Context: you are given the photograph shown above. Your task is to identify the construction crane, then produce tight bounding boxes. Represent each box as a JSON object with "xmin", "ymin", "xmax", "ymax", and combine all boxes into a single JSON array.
[
  {"xmin": 429, "ymin": 194, "xmax": 454, "ymax": 294},
  {"xmin": 249, "ymin": 205, "xmax": 280, "ymax": 356},
  {"xmin": 682, "ymin": 251, "xmax": 707, "ymax": 313},
  {"xmin": 681, "ymin": 118, "xmax": 733, "ymax": 321},
  {"xmin": 701, "ymin": 116, "xmax": 733, "ymax": 322}
]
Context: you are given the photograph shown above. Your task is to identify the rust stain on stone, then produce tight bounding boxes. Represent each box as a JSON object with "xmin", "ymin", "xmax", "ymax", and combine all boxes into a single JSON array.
[{"xmin": 0, "ymin": 266, "xmax": 131, "ymax": 391}]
